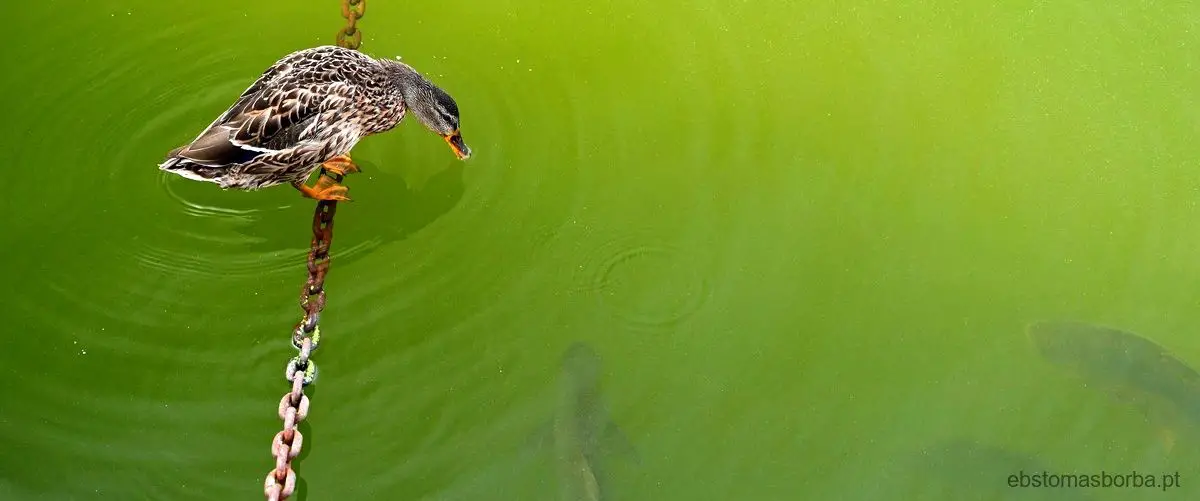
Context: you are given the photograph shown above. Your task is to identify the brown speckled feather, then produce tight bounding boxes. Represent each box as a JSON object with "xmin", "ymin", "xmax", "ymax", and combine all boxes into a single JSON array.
[{"xmin": 159, "ymin": 46, "xmax": 408, "ymax": 190}]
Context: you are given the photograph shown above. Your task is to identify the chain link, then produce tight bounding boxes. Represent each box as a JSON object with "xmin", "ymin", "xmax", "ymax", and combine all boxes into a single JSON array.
[
  {"xmin": 264, "ymin": 2, "xmax": 361, "ymax": 497},
  {"xmin": 263, "ymin": 176, "xmax": 342, "ymax": 500},
  {"xmin": 336, "ymin": 0, "xmax": 367, "ymax": 50}
]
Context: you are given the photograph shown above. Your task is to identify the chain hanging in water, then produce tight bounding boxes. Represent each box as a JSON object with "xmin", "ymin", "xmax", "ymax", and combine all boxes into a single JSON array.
[
  {"xmin": 264, "ymin": 1, "xmax": 363, "ymax": 498},
  {"xmin": 336, "ymin": 0, "xmax": 366, "ymax": 50},
  {"xmin": 263, "ymin": 172, "xmax": 342, "ymax": 501}
]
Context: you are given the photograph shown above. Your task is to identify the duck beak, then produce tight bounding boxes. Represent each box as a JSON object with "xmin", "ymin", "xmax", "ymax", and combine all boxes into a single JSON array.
[{"xmin": 443, "ymin": 130, "xmax": 471, "ymax": 160}]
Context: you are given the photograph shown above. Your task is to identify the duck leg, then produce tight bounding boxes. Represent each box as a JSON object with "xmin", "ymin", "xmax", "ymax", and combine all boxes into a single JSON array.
[
  {"xmin": 293, "ymin": 175, "xmax": 350, "ymax": 201},
  {"xmin": 321, "ymin": 154, "xmax": 361, "ymax": 176}
]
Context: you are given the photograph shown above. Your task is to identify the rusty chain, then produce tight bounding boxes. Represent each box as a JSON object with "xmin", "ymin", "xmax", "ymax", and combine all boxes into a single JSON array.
[
  {"xmin": 336, "ymin": 0, "xmax": 366, "ymax": 50},
  {"xmin": 264, "ymin": 1, "xmax": 363, "ymax": 498},
  {"xmin": 264, "ymin": 172, "xmax": 341, "ymax": 500}
]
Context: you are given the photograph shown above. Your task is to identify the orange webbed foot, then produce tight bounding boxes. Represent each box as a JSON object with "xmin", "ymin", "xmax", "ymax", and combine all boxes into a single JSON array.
[
  {"xmin": 293, "ymin": 176, "xmax": 351, "ymax": 201},
  {"xmin": 322, "ymin": 154, "xmax": 361, "ymax": 177}
]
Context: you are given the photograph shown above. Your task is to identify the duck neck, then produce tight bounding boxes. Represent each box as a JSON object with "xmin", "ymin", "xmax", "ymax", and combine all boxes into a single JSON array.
[{"xmin": 382, "ymin": 59, "xmax": 430, "ymax": 98}]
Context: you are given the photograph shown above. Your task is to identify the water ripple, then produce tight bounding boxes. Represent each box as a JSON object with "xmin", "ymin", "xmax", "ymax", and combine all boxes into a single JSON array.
[
  {"xmin": 573, "ymin": 234, "xmax": 712, "ymax": 330},
  {"xmin": 5, "ymin": 2, "xmax": 763, "ymax": 499},
  {"xmin": 2, "ymin": 18, "xmax": 306, "ymax": 498}
]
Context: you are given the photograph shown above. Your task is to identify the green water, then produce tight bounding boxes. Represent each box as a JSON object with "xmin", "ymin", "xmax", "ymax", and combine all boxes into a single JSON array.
[{"xmin": 4, "ymin": 0, "xmax": 1200, "ymax": 499}]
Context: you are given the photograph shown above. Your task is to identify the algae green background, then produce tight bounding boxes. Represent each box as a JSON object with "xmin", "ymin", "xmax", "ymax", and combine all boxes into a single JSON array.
[{"xmin": 3, "ymin": 1, "xmax": 1200, "ymax": 499}]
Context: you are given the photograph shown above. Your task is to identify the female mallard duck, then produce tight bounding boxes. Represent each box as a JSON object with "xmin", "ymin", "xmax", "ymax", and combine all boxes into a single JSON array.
[{"xmin": 159, "ymin": 45, "xmax": 470, "ymax": 201}]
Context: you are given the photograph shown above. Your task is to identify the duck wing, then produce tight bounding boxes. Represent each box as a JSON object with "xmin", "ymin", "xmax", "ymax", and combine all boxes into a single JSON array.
[{"xmin": 168, "ymin": 49, "xmax": 362, "ymax": 168}]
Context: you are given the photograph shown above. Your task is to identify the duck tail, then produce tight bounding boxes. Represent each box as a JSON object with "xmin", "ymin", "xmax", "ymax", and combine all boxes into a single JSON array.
[
  {"xmin": 158, "ymin": 148, "xmax": 222, "ymax": 182},
  {"xmin": 159, "ymin": 146, "xmax": 186, "ymax": 171}
]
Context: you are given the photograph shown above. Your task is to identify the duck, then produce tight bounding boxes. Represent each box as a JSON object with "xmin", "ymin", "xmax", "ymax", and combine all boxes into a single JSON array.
[{"xmin": 158, "ymin": 45, "xmax": 470, "ymax": 201}]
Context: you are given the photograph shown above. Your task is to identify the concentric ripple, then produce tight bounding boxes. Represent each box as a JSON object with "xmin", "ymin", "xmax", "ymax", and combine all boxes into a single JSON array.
[
  {"xmin": 573, "ymin": 235, "xmax": 712, "ymax": 330},
  {"xmin": 4, "ymin": 1, "xmax": 766, "ymax": 499},
  {"xmin": 0, "ymin": 7, "xmax": 316, "ymax": 499}
]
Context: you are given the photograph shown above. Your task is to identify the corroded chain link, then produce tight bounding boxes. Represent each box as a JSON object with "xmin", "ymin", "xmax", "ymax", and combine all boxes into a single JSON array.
[
  {"xmin": 262, "ymin": 335, "xmax": 314, "ymax": 500},
  {"xmin": 264, "ymin": 183, "xmax": 340, "ymax": 500},
  {"xmin": 300, "ymin": 187, "xmax": 339, "ymax": 331},
  {"xmin": 264, "ymin": 2, "xmax": 359, "ymax": 495},
  {"xmin": 336, "ymin": 0, "xmax": 366, "ymax": 49}
]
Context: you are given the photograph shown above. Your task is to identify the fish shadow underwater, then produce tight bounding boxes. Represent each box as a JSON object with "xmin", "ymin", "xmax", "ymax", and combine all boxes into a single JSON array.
[
  {"xmin": 1027, "ymin": 320, "xmax": 1200, "ymax": 457},
  {"xmin": 523, "ymin": 342, "xmax": 641, "ymax": 501}
]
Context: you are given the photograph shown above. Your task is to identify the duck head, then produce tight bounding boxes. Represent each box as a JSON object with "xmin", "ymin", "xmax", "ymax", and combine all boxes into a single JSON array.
[{"xmin": 385, "ymin": 59, "xmax": 471, "ymax": 160}]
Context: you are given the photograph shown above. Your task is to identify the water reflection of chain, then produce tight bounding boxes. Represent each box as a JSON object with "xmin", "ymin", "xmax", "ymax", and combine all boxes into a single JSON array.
[{"xmin": 336, "ymin": 0, "xmax": 366, "ymax": 50}]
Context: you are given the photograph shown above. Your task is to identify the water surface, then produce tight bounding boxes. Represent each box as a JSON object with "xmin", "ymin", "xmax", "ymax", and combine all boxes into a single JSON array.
[{"xmin": 3, "ymin": 1, "xmax": 1200, "ymax": 500}]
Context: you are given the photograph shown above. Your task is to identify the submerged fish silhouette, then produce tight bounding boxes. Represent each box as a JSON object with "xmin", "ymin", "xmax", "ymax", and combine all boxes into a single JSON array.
[
  {"xmin": 550, "ymin": 342, "xmax": 635, "ymax": 501},
  {"xmin": 1027, "ymin": 320, "xmax": 1200, "ymax": 450}
]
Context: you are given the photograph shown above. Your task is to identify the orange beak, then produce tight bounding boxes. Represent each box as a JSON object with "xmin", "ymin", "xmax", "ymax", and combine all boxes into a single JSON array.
[{"xmin": 443, "ymin": 130, "xmax": 471, "ymax": 160}]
